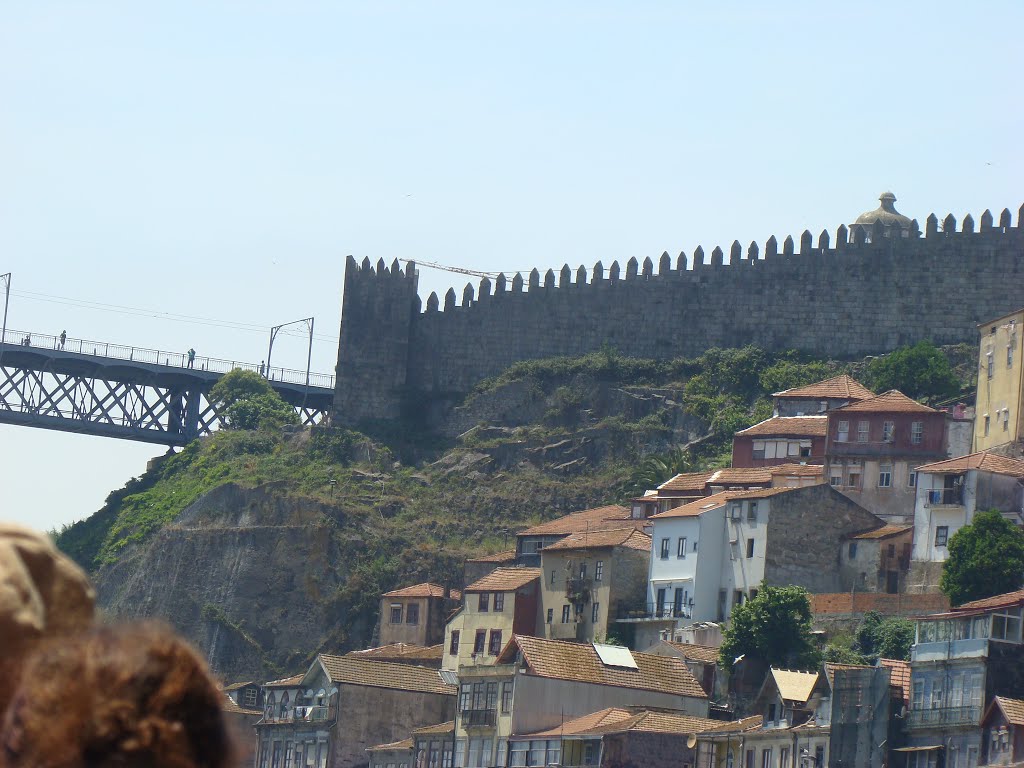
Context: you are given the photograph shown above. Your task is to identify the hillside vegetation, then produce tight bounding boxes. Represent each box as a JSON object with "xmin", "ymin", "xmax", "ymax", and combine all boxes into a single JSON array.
[{"xmin": 53, "ymin": 343, "xmax": 972, "ymax": 679}]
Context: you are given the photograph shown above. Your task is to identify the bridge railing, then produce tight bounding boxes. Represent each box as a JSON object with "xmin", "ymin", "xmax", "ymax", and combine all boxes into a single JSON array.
[{"xmin": 0, "ymin": 329, "xmax": 336, "ymax": 389}]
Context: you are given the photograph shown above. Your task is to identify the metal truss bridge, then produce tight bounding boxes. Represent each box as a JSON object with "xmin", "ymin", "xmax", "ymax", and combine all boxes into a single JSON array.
[{"xmin": 0, "ymin": 329, "xmax": 335, "ymax": 447}]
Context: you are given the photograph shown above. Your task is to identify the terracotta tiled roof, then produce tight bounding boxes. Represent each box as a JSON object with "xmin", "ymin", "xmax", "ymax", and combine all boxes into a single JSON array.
[
  {"xmin": 542, "ymin": 528, "xmax": 651, "ymax": 553},
  {"xmin": 366, "ymin": 738, "xmax": 414, "ymax": 752},
  {"xmin": 411, "ymin": 721, "xmax": 455, "ymax": 736},
  {"xmin": 503, "ymin": 635, "xmax": 707, "ymax": 699},
  {"xmin": 666, "ymin": 641, "xmax": 721, "ymax": 664},
  {"xmin": 649, "ymin": 491, "xmax": 733, "ymax": 520},
  {"xmin": 657, "ymin": 471, "xmax": 716, "ymax": 492},
  {"xmin": 849, "ymin": 524, "xmax": 912, "ymax": 540},
  {"xmin": 769, "ymin": 668, "xmax": 819, "ymax": 703},
  {"xmin": 830, "ymin": 390, "xmax": 937, "ymax": 414},
  {"xmin": 221, "ymin": 695, "xmax": 262, "ymax": 716},
  {"xmin": 955, "ymin": 588, "xmax": 1024, "ymax": 611},
  {"xmin": 725, "ymin": 485, "xmax": 806, "ymax": 500},
  {"xmin": 769, "ymin": 463, "xmax": 826, "ymax": 477},
  {"xmin": 383, "ymin": 582, "xmax": 450, "ymax": 599},
  {"xmin": 915, "ymin": 451, "xmax": 1024, "ymax": 479},
  {"xmin": 223, "ymin": 681, "xmax": 254, "ymax": 692},
  {"xmin": 994, "ymin": 697, "xmax": 1024, "ymax": 726},
  {"xmin": 348, "ymin": 644, "xmax": 444, "ymax": 664},
  {"xmin": 264, "ymin": 673, "xmax": 305, "ymax": 688},
  {"xmin": 706, "ymin": 467, "xmax": 775, "ymax": 485},
  {"xmin": 879, "ymin": 658, "xmax": 911, "ymax": 704},
  {"xmin": 773, "ymin": 375, "xmax": 874, "ymax": 401},
  {"xmin": 466, "ymin": 549, "xmax": 517, "ymax": 564},
  {"xmin": 464, "ymin": 567, "xmax": 541, "ymax": 593},
  {"xmin": 514, "ymin": 708, "xmax": 721, "ymax": 738},
  {"xmin": 517, "ymin": 505, "xmax": 634, "ymax": 537},
  {"xmin": 318, "ymin": 655, "xmax": 456, "ymax": 696},
  {"xmin": 699, "ymin": 715, "xmax": 764, "ymax": 734},
  {"xmin": 736, "ymin": 416, "xmax": 828, "ymax": 438},
  {"xmin": 824, "ymin": 662, "xmax": 872, "ymax": 690}
]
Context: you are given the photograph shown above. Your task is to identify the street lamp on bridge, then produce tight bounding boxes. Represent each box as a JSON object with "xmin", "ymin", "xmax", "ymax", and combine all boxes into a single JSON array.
[{"xmin": 266, "ymin": 317, "xmax": 315, "ymax": 386}]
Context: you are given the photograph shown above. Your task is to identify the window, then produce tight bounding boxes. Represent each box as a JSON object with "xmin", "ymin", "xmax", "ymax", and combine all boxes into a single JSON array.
[
  {"xmin": 561, "ymin": 605, "xmax": 571, "ymax": 623},
  {"xmin": 478, "ymin": 593, "xmax": 489, "ymax": 612},
  {"xmin": 1009, "ymin": 343, "xmax": 1015, "ymax": 368},
  {"xmin": 458, "ymin": 684, "xmax": 471, "ymax": 711},
  {"xmin": 847, "ymin": 467, "xmax": 861, "ymax": 488},
  {"xmin": 908, "ymin": 470, "xmax": 917, "ymax": 488},
  {"xmin": 747, "ymin": 502, "xmax": 758, "ymax": 522},
  {"xmin": 879, "ymin": 464, "xmax": 892, "ymax": 488},
  {"xmin": 551, "ymin": 569, "xmax": 557, "ymax": 585},
  {"xmin": 730, "ymin": 504, "xmax": 741, "ymax": 520},
  {"xmin": 780, "ymin": 747, "xmax": 790, "ymax": 768},
  {"xmin": 660, "ymin": 538, "xmax": 670, "ymax": 559},
  {"xmin": 837, "ymin": 420, "xmax": 849, "ymax": 442},
  {"xmin": 984, "ymin": 415, "xmax": 991, "ymax": 436},
  {"xmin": 911, "ymin": 421, "xmax": 924, "ymax": 444},
  {"xmin": 883, "ymin": 420, "xmax": 895, "ymax": 441},
  {"xmin": 243, "ymin": 686, "xmax": 257, "ymax": 708},
  {"xmin": 762, "ymin": 748, "xmax": 772, "ymax": 768},
  {"xmin": 857, "ymin": 420, "xmax": 870, "ymax": 442},
  {"xmin": 493, "ymin": 592, "xmax": 504, "ymax": 612},
  {"xmin": 988, "ymin": 351, "xmax": 995, "ymax": 379},
  {"xmin": 992, "ymin": 607, "xmax": 1023, "ymax": 642},
  {"xmin": 767, "ymin": 703, "xmax": 776, "ymax": 723},
  {"xmin": 749, "ymin": 588, "xmax": 758, "ymax": 601},
  {"xmin": 677, "ymin": 537, "xmax": 687, "ymax": 558},
  {"xmin": 488, "ymin": 630, "xmax": 503, "ymax": 655},
  {"xmin": 746, "ymin": 538, "xmax": 755, "ymax": 558},
  {"xmin": 746, "ymin": 748, "xmax": 755, "ymax": 768},
  {"xmin": 752, "ymin": 440, "xmax": 765, "ymax": 460},
  {"xmin": 390, "ymin": 604, "xmax": 403, "ymax": 624},
  {"xmin": 830, "ymin": 467, "xmax": 843, "ymax": 487},
  {"xmin": 473, "ymin": 630, "xmax": 486, "ymax": 655},
  {"xmin": 595, "ymin": 560, "xmax": 604, "ymax": 581},
  {"xmin": 406, "ymin": 603, "xmax": 420, "ymax": 625},
  {"xmin": 734, "ymin": 590, "xmax": 744, "ymax": 608},
  {"xmin": 484, "ymin": 682, "xmax": 498, "ymax": 712},
  {"xmin": 592, "ymin": 603, "xmax": 600, "ymax": 623},
  {"xmin": 1004, "ymin": 409, "xmax": 1011, "ymax": 431},
  {"xmin": 848, "ymin": 542, "xmax": 858, "ymax": 559},
  {"xmin": 546, "ymin": 608, "xmax": 553, "ymax": 624},
  {"xmin": 501, "ymin": 681, "xmax": 513, "ymax": 713},
  {"xmin": 935, "ymin": 526, "xmax": 949, "ymax": 547},
  {"xmin": 693, "ymin": 540, "xmax": 699, "ymax": 552},
  {"xmin": 450, "ymin": 630, "xmax": 460, "ymax": 655}
]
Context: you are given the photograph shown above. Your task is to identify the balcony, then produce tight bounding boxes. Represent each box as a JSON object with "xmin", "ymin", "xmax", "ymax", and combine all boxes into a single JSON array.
[
  {"xmin": 829, "ymin": 440, "xmax": 942, "ymax": 459},
  {"xmin": 264, "ymin": 705, "xmax": 333, "ymax": 724},
  {"xmin": 911, "ymin": 638, "xmax": 988, "ymax": 662},
  {"xmin": 460, "ymin": 708, "xmax": 497, "ymax": 727},
  {"xmin": 906, "ymin": 705, "xmax": 983, "ymax": 729},
  {"xmin": 925, "ymin": 488, "xmax": 964, "ymax": 507},
  {"xmin": 615, "ymin": 603, "xmax": 691, "ymax": 622}
]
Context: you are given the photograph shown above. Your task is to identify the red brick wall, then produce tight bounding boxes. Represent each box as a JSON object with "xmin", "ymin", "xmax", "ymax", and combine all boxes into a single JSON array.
[{"xmin": 810, "ymin": 592, "xmax": 949, "ymax": 616}]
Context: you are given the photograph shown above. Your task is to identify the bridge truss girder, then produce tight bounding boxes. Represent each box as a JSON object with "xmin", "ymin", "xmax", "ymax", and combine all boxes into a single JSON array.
[{"xmin": 0, "ymin": 364, "xmax": 327, "ymax": 447}]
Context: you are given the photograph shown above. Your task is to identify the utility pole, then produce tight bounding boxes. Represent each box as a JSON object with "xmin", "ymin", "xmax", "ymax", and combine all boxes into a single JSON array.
[{"xmin": 266, "ymin": 317, "xmax": 315, "ymax": 385}]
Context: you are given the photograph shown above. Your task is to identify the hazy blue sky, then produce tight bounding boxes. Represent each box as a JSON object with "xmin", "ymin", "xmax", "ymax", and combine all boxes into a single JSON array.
[{"xmin": 1, "ymin": 2, "xmax": 1021, "ymax": 532}]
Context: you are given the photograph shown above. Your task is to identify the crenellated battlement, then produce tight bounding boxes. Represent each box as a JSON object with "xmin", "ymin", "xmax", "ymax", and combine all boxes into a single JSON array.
[{"xmin": 333, "ymin": 200, "xmax": 1024, "ymax": 426}]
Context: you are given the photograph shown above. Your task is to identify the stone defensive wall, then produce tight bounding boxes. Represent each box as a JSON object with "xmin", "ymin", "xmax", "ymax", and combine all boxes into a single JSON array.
[{"xmin": 333, "ymin": 205, "xmax": 1024, "ymax": 425}]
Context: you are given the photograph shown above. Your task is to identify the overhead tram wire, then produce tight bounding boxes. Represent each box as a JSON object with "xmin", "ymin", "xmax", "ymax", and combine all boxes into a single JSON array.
[{"xmin": 8, "ymin": 288, "xmax": 339, "ymax": 344}]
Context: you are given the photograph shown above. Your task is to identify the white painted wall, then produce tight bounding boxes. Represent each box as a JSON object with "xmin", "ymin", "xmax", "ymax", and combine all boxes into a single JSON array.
[
  {"xmin": 719, "ymin": 498, "xmax": 769, "ymax": 619},
  {"xmin": 646, "ymin": 506, "xmax": 725, "ymax": 622}
]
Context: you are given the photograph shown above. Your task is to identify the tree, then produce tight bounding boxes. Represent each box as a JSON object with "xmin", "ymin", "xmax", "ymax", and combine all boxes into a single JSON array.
[
  {"xmin": 940, "ymin": 510, "xmax": 1024, "ymax": 605},
  {"xmin": 864, "ymin": 341, "xmax": 961, "ymax": 402},
  {"xmin": 719, "ymin": 583, "xmax": 821, "ymax": 672},
  {"xmin": 854, "ymin": 611, "xmax": 914, "ymax": 661},
  {"xmin": 209, "ymin": 369, "xmax": 299, "ymax": 431}
]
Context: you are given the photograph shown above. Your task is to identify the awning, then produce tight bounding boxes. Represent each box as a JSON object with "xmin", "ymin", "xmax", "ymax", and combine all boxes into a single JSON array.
[{"xmin": 894, "ymin": 746, "xmax": 943, "ymax": 753}]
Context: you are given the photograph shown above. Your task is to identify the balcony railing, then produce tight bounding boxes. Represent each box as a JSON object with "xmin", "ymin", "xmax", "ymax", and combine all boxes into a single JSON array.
[
  {"xmin": 264, "ymin": 705, "xmax": 333, "ymax": 723},
  {"xmin": 616, "ymin": 603, "xmax": 690, "ymax": 621},
  {"xmin": 460, "ymin": 708, "xmax": 497, "ymax": 727},
  {"xmin": 906, "ymin": 704, "xmax": 983, "ymax": 729},
  {"xmin": 926, "ymin": 488, "xmax": 964, "ymax": 506},
  {"xmin": 829, "ymin": 440, "xmax": 941, "ymax": 458}
]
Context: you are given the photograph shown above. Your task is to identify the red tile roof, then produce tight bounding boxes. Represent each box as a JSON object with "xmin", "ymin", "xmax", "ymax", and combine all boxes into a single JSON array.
[
  {"xmin": 666, "ymin": 641, "xmax": 721, "ymax": 664},
  {"xmin": 773, "ymin": 375, "xmax": 874, "ymax": 401},
  {"xmin": 366, "ymin": 738, "xmax": 414, "ymax": 752},
  {"xmin": 955, "ymin": 588, "xmax": 1024, "ymax": 611},
  {"xmin": 993, "ymin": 697, "xmax": 1024, "ymax": 726},
  {"xmin": 318, "ymin": 655, "xmax": 456, "ymax": 695},
  {"xmin": 348, "ymin": 644, "xmax": 444, "ymax": 664},
  {"xmin": 515, "ymin": 707, "xmax": 722, "ymax": 738},
  {"xmin": 849, "ymin": 524, "xmax": 912, "ymax": 540},
  {"xmin": 657, "ymin": 471, "xmax": 716, "ymax": 492},
  {"xmin": 264, "ymin": 673, "xmax": 305, "ymax": 688},
  {"xmin": 769, "ymin": 463, "xmax": 826, "ymax": 477},
  {"xmin": 383, "ymin": 583, "xmax": 450, "ymax": 599},
  {"xmin": 658, "ymin": 468, "xmax": 774, "ymax": 493},
  {"xmin": 736, "ymin": 416, "xmax": 828, "ymax": 438},
  {"xmin": 542, "ymin": 528, "xmax": 651, "ymax": 553},
  {"xmin": 831, "ymin": 390, "xmax": 937, "ymax": 414},
  {"xmin": 649, "ymin": 491, "xmax": 734, "ymax": 519},
  {"xmin": 464, "ymin": 567, "xmax": 541, "ymax": 593},
  {"xmin": 725, "ymin": 485, "xmax": 806, "ymax": 501},
  {"xmin": 879, "ymin": 658, "xmax": 911, "ymax": 704},
  {"xmin": 517, "ymin": 505, "xmax": 634, "ymax": 537},
  {"xmin": 411, "ymin": 721, "xmax": 455, "ymax": 736},
  {"xmin": 501, "ymin": 635, "xmax": 707, "ymax": 699},
  {"xmin": 915, "ymin": 451, "xmax": 1024, "ymax": 479},
  {"xmin": 221, "ymin": 695, "xmax": 262, "ymax": 717}
]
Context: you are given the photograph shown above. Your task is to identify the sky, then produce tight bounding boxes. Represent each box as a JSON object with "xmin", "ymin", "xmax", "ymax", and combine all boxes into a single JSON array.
[{"xmin": 1, "ymin": 2, "xmax": 1021, "ymax": 532}]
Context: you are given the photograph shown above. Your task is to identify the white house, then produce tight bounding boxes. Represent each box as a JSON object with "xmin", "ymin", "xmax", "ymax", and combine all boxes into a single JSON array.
[{"xmin": 911, "ymin": 452, "xmax": 1024, "ymax": 567}]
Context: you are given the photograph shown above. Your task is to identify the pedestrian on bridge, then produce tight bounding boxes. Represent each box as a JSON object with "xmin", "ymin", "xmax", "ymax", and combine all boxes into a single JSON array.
[
  {"xmin": 186, "ymin": 347, "xmax": 196, "ymax": 369},
  {"xmin": 59, "ymin": 330, "xmax": 66, "ymax": 349}
]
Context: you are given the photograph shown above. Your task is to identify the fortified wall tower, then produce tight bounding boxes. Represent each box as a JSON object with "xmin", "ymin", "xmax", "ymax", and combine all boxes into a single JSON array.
[{"xmin": 333, "ymin": 196, "xmax": 1024, "ymax": 426}]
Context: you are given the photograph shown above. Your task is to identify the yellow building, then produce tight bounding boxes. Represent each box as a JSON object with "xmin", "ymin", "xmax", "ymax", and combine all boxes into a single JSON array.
[{"xmin": 974, "ymin": 309, "xmax": 1024, "ymax": 455}]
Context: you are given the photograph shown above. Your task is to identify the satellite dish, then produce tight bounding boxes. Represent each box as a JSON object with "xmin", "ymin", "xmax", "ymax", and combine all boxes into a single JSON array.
[{"xmin": 686, "ymin": 734, "xmax": 698, "ymax": 749}]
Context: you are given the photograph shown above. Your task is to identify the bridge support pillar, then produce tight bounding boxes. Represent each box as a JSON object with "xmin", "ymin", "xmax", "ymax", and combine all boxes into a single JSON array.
[{"xmin": 182, "ymin": 388, "xmax": 202, "ymax": 442}]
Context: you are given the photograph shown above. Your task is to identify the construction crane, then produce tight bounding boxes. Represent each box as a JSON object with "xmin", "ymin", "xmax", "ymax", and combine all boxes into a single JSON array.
[{"xmin": 399, "ymin": 258, "xmax": 500, "ymax": 279}]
